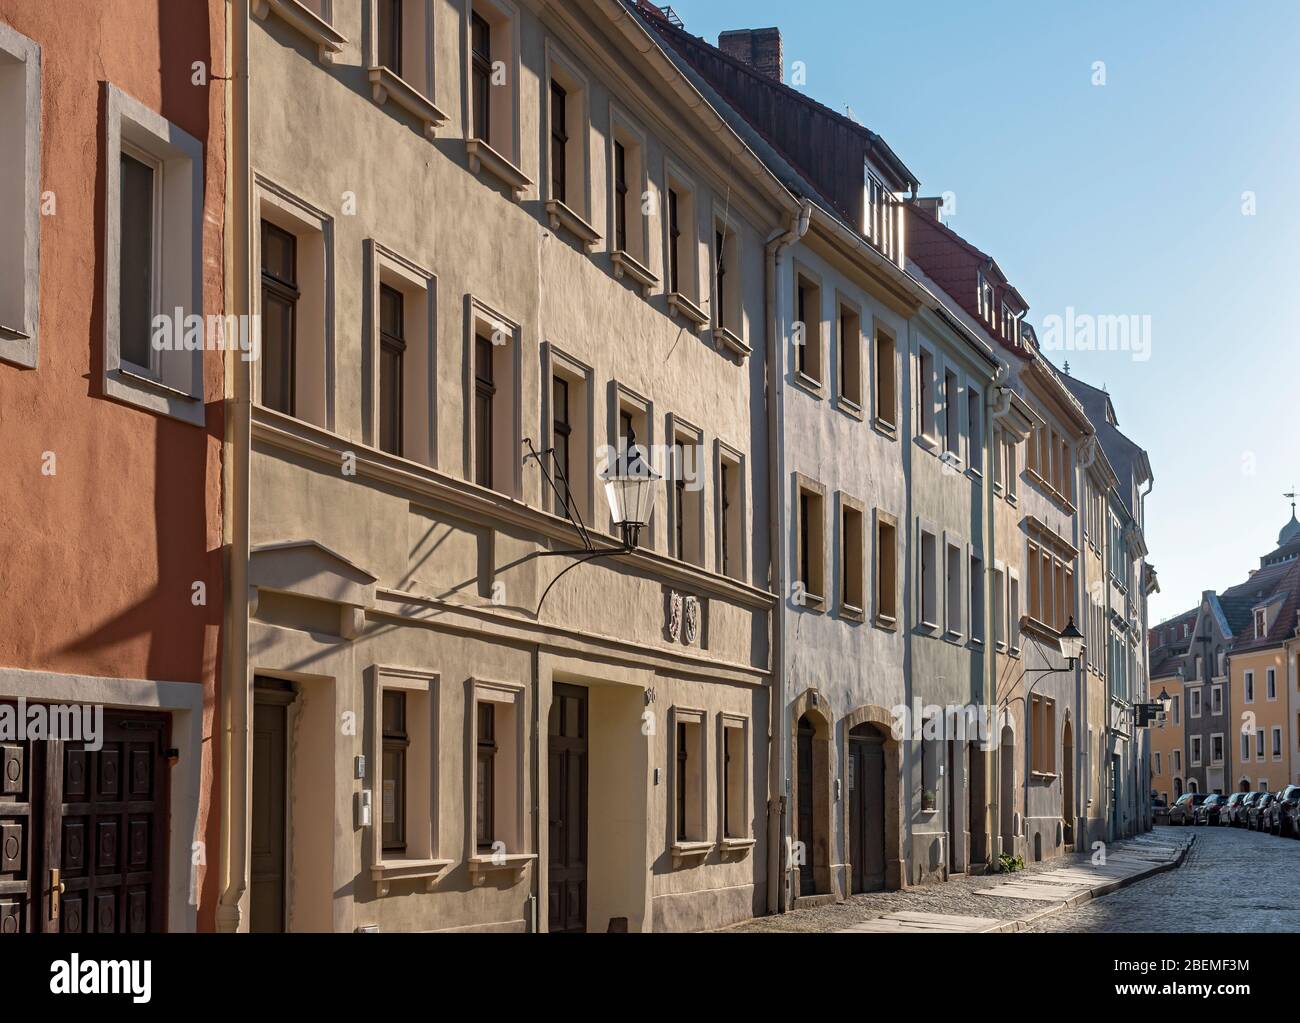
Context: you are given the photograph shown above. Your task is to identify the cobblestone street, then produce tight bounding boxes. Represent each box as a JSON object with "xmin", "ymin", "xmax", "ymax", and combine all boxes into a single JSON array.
[{"xmin": 1027, "ymin": 823, "xmax": 1300, "ymax": 932}]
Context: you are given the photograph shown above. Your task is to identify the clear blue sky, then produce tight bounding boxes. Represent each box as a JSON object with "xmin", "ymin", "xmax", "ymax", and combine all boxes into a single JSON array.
[{"xmin": 671, "ymin": 0, "xmax": 1300, "ymax": 624}]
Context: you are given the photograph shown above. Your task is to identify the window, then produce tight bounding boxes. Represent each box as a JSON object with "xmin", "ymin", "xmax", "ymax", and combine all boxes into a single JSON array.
[
  {"xmin": 104, "ymin": 84, "xmax": 205, "ymax": 423},
  {"xmin": 1268, "ymin": 668, "xmax": 1277, "ymax": 700},
  {"xmin": 919, "ymin": 527, "xmax": 938, "ymax": 628},
  {"xmin": 549, "ymin": 80, "xmax": 568, "ymax": 204},
  {"xmin": 465, "ymin": 0, "xmax": 523, "ymax": 188},
  {"xmin": 256, "ymin": 180, "xmax": 331, "ymax": 428},
  {"xmin": 546, "ymin": 347, "xmax": 592, "ymax": 522},
  {"xmin": 612, "ymin": 387, "xmax": 653, "ymax": 542},
  {"xmin": 1245, "ymin": 671, "xmax": 1254, "ymax": 703},
  {"xmin": 796, "ymin": 480, "xmax": 826, "ymax": 607},
  {"xmin": 663, "ymin": 166, "xmax": 702, "ymax": 315},
  {"xmin": 1210, "ymin": 733, "xmax": 1223, "ymax": 765},
  {"xmin": 993, "ymin": 566, "xmax": 1006, "ymax": 649},
  {"xmin": 0, "ymin": 21, "xmax": 40, "ymax": 365},
  {"xmin": 472, "ymin": 681, "xmax": 524, "ymax": 859},
  {"xmin": 468, "ymin": 299, "xmax": 520, "ymax": 496},
  {"xmin": 1255, "ymin": 608, "xmax": 1267, "ymax": 639},
  {"xmin": 793, "ymin": 271, "xmax": 823, "ymax": 384},
  {"xmin": 875, "ymin": 512, "xmax": 898, "ymax": 626},
  {"xmin": 716, "ymin": 444, "xmax": 745, "ymax": 581},
  {"xmin": 1173, "ymin": 749, "xmax": 1181, "ymax": 773},
  {"xmin": 945, "ymin": 540, "xmax": 963, "ymax": 638},
  {"xmin": 839, "ymin": 497, "xmax": 865, "ymax": 616},
  {"xmin": 720, "ymin": 716, "xmax": 750, "ymax": 840},
  {"xmin": 1190, "ymin": 734, "xmax": 1202, "ymax": 767},
  {"xmin": 1195, "ymin": 655, "xmax": 1204, "ymax": 681},
  {"xmin": 673, "ymin": 709, "xmax": 705, "ymax": 843},
  {"xmin": 668, "ymin": 421, "xmax": 703, "ymax": 567},
  {"xmin": 368, "ymin": 0, "xmax": 443, "ymax": 134},
  {"xmin": 837, "ymin": 301, "xmax": 862, "ymax": 408},
  {"xmin": 992, "ymin": 429, "xmax": 1004, "ymax": 493},
  {"xmin": 1006, "ymin": 434, "xmax": 1019, "ymax": 501},
  {"xmin": 967, "ymin": 386, "xmax": 983, "ymax": 476},
  {"xmin": 370, "ymin": 666, "xmax": 440, "ymax": 880},
  {"xmin": 382, "ymin": 689, "xmax": 408, "ymax": 851},
  {"xmin": 1256, "ymin": 728, "xmax": 1265, "ymax": 760},
  {"xmin": 917, "ymin": 347, "xmax": 936, "ymax": 439},
  {"xmin": 609, "ymin": 115, "xmax": 650, "ymax": 273},
  {"xmin": 1210, "ymin": 684, "xmax": 1223, "ymax": 716},
  {"xmin": 1154, "ymin": 752, "xmax": 1161, "ymax": 776},
  {"xmin": 1008, "ymin": 573, "xmax": 1021, "ymax": 654},
  {"xmin": 714, "ymin": 219, "xmax": 742, "ymax": 337},
  {"xmin": 378, "ymin": 285, "xmax": 405, "ymax": 455},
  {"xmin": 969, "ymin": 550, "xmax": 985, "ymax": 644},
  {"xmin": 1273, "ymin": 726, "xmax": 1283, "ymax": 759},
  {"xmin": 1171, "ymin": 694, "xmax": 1179, "ymax": 724},
  {"xmin": 545, "ymin": 52, "xmax": 590, "ymax": 228},
  {"xmin": 943, "ymin": 369, "xmax": 960, "ymax": 457},
  {"xmin": 1030, "ymin": 695, "xmax": 1056, "ymax": 774},
  {"xmin": 873, "ymin": 327, "xmax": 897, "ymax": 431},
  {"xmin": 1242, "ymin": 731, "xmax": 1251, "ymax": 763}
]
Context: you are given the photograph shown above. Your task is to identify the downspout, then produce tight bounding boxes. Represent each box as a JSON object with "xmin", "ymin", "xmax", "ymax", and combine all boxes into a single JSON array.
[
  {"xmin": 1076, "ymin": 435, "xmax": 1098, "ymax": 848},
  {"xmin": 764, "ymin": 198, "xmax": 811, "ymax": 914},
  {"xmin": 218, "ymin": 0, "xmax": 252, "ymax": 933},
  {"xmin": 986, "ymin": 373, "xmax": 1011, "ymax": 859}
]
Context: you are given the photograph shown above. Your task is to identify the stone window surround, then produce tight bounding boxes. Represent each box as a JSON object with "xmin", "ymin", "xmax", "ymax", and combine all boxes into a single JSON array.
[
  {"xmin": 670, "ymin": 705, "xmax": 711, "ymax": 862},
  {"xmin": 833, "ymin": 291, "xmax": 864, "ymax": 419},
  {"xmin": 544, "ymin": 40, "xmax": 597, "ymax": 243},
  {"xmin": 369, "ymin": 665, "xmax": 450, "ymax": 893},
  {"xmin": 915, "ymin": 515, "xmax": 939, "ymax": 632},
  {"xmin": 464, "ymin": 293, "xmax": 523, "ymax": 498},
  {"xmin": 606, "ymin": 101, "xmax": 656, "ymax": 287},
  {"xmin": 710, "ymin": 202, "xmax": 748, "ymax": 357},
  {"xmin": 541, "ymin": 342, "xmax": 595, "ymax": 525},
  {"xmin": 102, "ymin": 82, "xmax": 205, "ymax": 426},
  {"xmin": 835, "ymin": 490, "xmax": 867, "ymax": 622},
  {"xmin": 789, "ymin": 260, "xmax": 825, "ymax": 397},
  {"xmin": 716, "ymin": 712, "xmax": 754, "ymax": 850},
  {"xmin": 463, "ymin": 0, "xmax": 526, "ymax": 191},
  {"xmin": 713, "ymin": 438, "xmax": 747, "ymax": 584},
  {"xmin": 467, "ymin": 678, "xmax": 533, "ymax": 876},
  {"xmin": 608, "ymin": 379, "xmax": 655, "ymax": 547},
  {"xmin": 0, "ymin": 21, "xmax": 40, "ymax": 370},
  {"xmin": 666, "ymin": 412, "xmax": 706, "ymax": 569},
  {"xmin": 662, "ymin": 155, "xmax": 705, "ymax": 321},
  {"xmin": 364, "ymin": 239, "xmax": 437, "ymax": 464},
  {"xmin": 871, "ymin": 318, "xmax": 899, "ymax": 439},
  {"xmin": 872, "ymin": 507, "xmax": 899, "ymax": 631},
  {"xmin": 793, "ymin": 472, "xmax": 828, "ymax": 612},
  {"xmin": 365, "ymin": 0, "xmax": 449, "ymax": 137},
  {"xmin": 942, "ymin": 528, "xmax": 966, "ymax": 643}
]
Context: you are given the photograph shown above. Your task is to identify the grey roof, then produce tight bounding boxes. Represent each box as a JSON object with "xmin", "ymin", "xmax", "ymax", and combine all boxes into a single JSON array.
[{"xmin": 1058, "ymin": 371, "xmax": 1150, "ymax": 516}]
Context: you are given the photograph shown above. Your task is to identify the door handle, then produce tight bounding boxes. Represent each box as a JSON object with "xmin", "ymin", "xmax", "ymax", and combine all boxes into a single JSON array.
[{"xmin": 49, "ymin": 868, "xmax": 65, "ymax": 921}]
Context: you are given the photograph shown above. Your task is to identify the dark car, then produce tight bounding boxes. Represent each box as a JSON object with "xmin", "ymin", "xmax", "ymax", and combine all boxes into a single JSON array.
[
  {"xmin": 1194, "ymin": 793, "xmax": 1225, "ymax": 826},
  {"xmin": 1169, "ymin": 791, "xmax": 1207, "ymax": 825},
  {"xmin": 1221, "ymin": 792, "xmax": 1247, "ymax": 827},
  {"xmin": 1267, "ymin": 785, "xmax": 1300, "ymax": 836},
  {"xmin": 1231, "ymin": 791, "xmax": 1259, "ymax": 827},
  {"xmin": 1248, "ymin": 791, "xmax": 1276, "ymax": 831}
]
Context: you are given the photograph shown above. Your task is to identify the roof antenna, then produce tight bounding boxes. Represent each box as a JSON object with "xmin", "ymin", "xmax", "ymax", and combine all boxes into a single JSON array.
[{"xmin": 1063, "ymin": 360, "xmax": 1070, "ymax": 374}]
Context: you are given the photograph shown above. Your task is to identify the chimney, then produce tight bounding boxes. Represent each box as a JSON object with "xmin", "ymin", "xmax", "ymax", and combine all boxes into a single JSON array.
[
  {"xmin": 914, "ymin": 196, "xmax": 945, "ymax": 222},
  {"xmin": 718, "ymin": 28, "xmax": 783, "ymax": 82}
]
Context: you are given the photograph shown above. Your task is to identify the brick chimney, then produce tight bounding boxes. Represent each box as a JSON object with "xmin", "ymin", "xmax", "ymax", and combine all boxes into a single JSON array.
[{"xmin": 718, "ymin": 28, "xmax": 783, "ymax": 82}]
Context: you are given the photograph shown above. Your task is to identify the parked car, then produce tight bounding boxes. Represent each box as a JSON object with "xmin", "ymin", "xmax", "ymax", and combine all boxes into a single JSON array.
[
  {"xmin": 1221, "ymin": 792, "xmax": 1247, "ymax": 827},
  {"xmin": 1152, "ymin": 797, "xmax": 1170, "ymax": 825},
  {"xmin": 1194, "ymin": 793, "xmax": 1225, "ymax": 826},
  {"xmin": 1169, "ymin": 791, "xmax": 1207, "ymax": 825},
  {"xmin": 1266, "ymin": 784, "xmax": 1300, "ymax": 836},
  {"xmin": 1231, "ymin": 791, "xmax": 1259, "ymax": 827},
  {"xmin": 1248, "ymin": 791, "xmax": 1276, "ymax": 831}
]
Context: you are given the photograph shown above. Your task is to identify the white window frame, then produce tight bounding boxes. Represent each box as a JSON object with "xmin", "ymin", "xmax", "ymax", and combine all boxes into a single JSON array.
[
  {"xmin": 1267, "ymin": 667, "xmax": 1277, "ymax": 701},
  {"xmin": 102, "ymin": 83, "xmax": 205, "ymax": 425},
  {"xmin": 1272, "ymin": 726, "xmax": 1283, "ymax": 761},
  {"xmin": 1190, "ymin": 734, "xmax": 1202, "ymax": 767},
  {"xmin": 1210, "ymin": 731, "xmax": 1224, "ymax": 766},
  {"xmin": 0, "ymin": 22, "xmax": 41, "ymax": 369}
]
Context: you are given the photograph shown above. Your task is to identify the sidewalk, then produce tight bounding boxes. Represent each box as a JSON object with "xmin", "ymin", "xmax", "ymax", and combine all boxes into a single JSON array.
[{"xmin": 726, "ymin": 828, "xmax": 1195, "ymax": 934}]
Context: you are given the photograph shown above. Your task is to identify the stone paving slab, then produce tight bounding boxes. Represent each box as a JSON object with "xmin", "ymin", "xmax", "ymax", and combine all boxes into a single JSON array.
[{"xmin": 841, "ymin": 911, "xmax": 1003, "ymax": 933}]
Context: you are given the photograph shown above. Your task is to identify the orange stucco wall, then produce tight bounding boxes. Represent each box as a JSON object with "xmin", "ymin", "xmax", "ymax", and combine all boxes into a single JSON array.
[{"xmin": 0, "ymin": 0, "xmax": 224, "ymax": 928}]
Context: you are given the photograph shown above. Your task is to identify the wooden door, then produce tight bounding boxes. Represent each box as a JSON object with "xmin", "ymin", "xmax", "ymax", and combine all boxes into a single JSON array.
[
  {"xmin": 547, "ymin": 684, "xmax": 587, "ymax": 933},
  {"xmin": 796, "ymin": 716, "xmax": 815, "ymax": 896},
  {"xmin": 250, "ymin": 682, "xmax": 293, "ymax": 933},
  {"xmin": 52, "ymin": 711, "xmax": 169, "ymax": 932},
  {"xmin": 0, "ymin": 718, "xmax": 36, "ymax": 933},
  {"xmin": 946, "ymin": 740, "xmax": 958, "ymax": 872},
  {"xmin": 848, "ymin": 729, "xmax": 885, "ymax": 893}
]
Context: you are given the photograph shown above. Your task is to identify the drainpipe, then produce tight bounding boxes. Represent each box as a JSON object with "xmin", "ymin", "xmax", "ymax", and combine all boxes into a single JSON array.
[
  {"xmin": 217, "ymin": 0, "xmax": 253, "ymax": 933},
  {"xmin": 764, "ymin": 198, "xmax": 811, "ymax": 914},
  {"xmin": 985, "ymin": 372, "xmax": 1011, "ymax": 860},
  {"xmin": 1076, "ymin": 436, "xmax": 1098, "ymax": 846}
]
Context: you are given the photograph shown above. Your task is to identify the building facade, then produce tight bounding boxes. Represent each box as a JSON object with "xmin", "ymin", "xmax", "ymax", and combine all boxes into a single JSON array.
[{"xmin": 0, "ymin": 0, "xmax": 226, "ymax": 932}]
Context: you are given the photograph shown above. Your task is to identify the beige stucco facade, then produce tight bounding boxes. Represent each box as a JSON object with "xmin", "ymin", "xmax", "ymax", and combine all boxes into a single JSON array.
[
  {"xmin": 1230, "ymin": 646, "xmax": 1289, "ymax": 793},
  {"xmin": 220, "ymin": 0, "xmax": 798, "ymax": 932}
]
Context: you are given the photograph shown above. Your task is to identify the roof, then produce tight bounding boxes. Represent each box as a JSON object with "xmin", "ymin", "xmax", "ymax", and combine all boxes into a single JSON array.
[
  {"xmin": 1059, "ymin": 370, "xmax": 1152, "ymax": 514},
  {"xmin": 1220, "ymin": 559, "xmax": 1300, "ymax": 652}
]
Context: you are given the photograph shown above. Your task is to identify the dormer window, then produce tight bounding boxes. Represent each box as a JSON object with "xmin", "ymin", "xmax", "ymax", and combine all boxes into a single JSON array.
[{"xmin": 1255, "ymin": 608, "xmax": 1267, "ymax": 639}]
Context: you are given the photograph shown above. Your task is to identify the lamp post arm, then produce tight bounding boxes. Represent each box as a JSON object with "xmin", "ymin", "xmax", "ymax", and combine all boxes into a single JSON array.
[
  {"xmin": 522, "ymin": 438, "xmax": 594, "ymax": 551},
  {"xmin": 534, "ymin": 543, "xmax": 631, "ymax": 617}
]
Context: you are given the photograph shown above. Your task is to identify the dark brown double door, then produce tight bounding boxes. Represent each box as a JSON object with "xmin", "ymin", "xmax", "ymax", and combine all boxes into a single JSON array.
[
  {"xmin": 0, "ymin": 706, "xmax": 169, "ymax": 933},
  {"xmin": 547, "ymin": 684, "xmax": 587, "ymax": 933},
  {"xmin": 848, "ymin": 725, "xmax": 886, "ymax": 893}
]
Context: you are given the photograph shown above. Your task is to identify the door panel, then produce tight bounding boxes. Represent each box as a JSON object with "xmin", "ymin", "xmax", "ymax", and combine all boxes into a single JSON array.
[
  {"xmin": 849, "ymin": 731, "xmax": 885, "ymax": 893},
  {"xmin": 547, "ymin": 684, "xmax": 587, "ymax": 933},
  {"xmin": 797, "ymin": 719, "xmax": 814, "ymax": 896},
  {"xmin": 250, "ymin": 688, "xmax": 291, "ymax": 933},
  {"xmin": 0, "ymin": 730, "xmax": 35, "ymax": 933}
]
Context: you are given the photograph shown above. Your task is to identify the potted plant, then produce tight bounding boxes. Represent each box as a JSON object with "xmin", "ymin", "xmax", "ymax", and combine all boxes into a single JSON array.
[{"xmin": 922, "ymin": 788, "xmax": 936, "ymax": 812}]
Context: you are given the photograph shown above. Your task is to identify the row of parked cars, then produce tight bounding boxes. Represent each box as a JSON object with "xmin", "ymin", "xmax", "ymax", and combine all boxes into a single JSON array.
[{"xmin": 1164, "ymin": 785, "xmax": 1300, "ymax": 834}]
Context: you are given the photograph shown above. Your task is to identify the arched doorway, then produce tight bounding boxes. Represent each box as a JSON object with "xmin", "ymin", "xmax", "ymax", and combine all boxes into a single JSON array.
[
  {"xmin": 1174, "ymin": 776, "xmax": 1183, "ymax": 798},
  {"xmin": 1061, "ymin": 718, "xmax": 1074, "ymax": 845},
  {"xmin": 847, "ymin": 722, "xmax": 886, "ymax": 892},
  {"xmin": 999, "ymin": 723, "xmax": 1016, "ymax": 853},
  {"xmin": 1239, "ymin": 778, "xmax": 1250, "ymax": 792},
  {"xmin": 793, "ymin": 705, "xmax": 832, "ymax": 900},
  {"xmin": 1188, "ymin": 778, "xmax": 1198, "ymax": 793}
]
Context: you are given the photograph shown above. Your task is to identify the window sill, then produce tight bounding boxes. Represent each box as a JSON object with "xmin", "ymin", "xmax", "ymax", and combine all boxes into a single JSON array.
[
  {"xmin": 105, "ymin": 366, "xmax": 205, "ymax": 427},
  {"xmin": 943, "ymin": 629, "xmax": 964, "ymax": 644},
  {"xmin": 917, "ymin": 618, "xmax": 939, "ymax": 632},
  {"xmin": 0, "ymin": 324, "xmax": 37, "ymax": 369},
  {"xmin": 839, "ymin": 602, "xmax": 865, "ymax": 623},
  {"xmin": 915, "ymin": 433, "xmax": 939, "ymax": 453},
  {"xmin": 465, "ymin": 137, "xmax": 530, "ymax": 197},
  {"xmin": 252, "ymin": 0, "xmax": 347, "ymax": 62},
  {"xmin": 871, "ymin": 416, "xmax": 898, "ymax": 441},
  {"xmin": 1030, "ymin": 771, "xmax": 1058, "ymax": 782},
  {"xmin": 797, "ymin": 592, "xmax": 826, "ymax": 613},
  {"xmin": 836, "ymin": 394, "xmax": 864, "ymax": 421},
  {"xmin": 919, "ymin": 808, "xmax": 939, "ymax": 818},
  {"xmin": 611, "ymin": 249, "xmax": 659, "ymax": 297},
  {"xmin": 368, "ymin": 66, "xmax": 448, "ymax": 138},
  {"xmin": 371, "ymin": 857, "xmax": 454, "ymax": 895},
  {"xmin": 713, "ymin": 326, "xmax": 751, "ymax": 360},
  {"xmin": 667, "ymin": 291, "xmax": 709, "ymax": 329},
  {"xmin": 874, "ymin": 612, "xmax": 898, "ymax": 632},
  {"xmin": 671, "ymin": 840, "xmax": 714, "ymax": 866},
  {"xmin": 792, "ymin": 369, "xmax": 824, "ymax": 397},
  {"xmin": 468, "ymin": 853, "xmax": 536, "ymax": 882},
  {"xmin": 546, "ymin": 199, "xmax": 601, "ymax": 251},
  {"xmin": 719, "ymin": 837, "xmax": 756, "ymax": 858}
]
